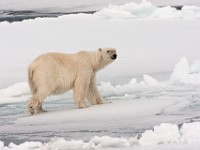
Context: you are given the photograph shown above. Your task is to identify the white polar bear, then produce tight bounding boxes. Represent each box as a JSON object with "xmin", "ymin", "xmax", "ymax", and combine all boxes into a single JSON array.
[{"xmin": 28, "ymin": 48, "xmax": 117, "ymax": 115}]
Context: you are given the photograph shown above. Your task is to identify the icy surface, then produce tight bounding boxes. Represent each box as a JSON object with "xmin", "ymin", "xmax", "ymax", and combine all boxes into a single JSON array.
[
  {"xmin": 1, "ymin": 1, "xmax": 200, "ymax": 150},
  {"xmin": 1, "ymin": 122, "xmax": 200, "ymax": 149},
  {"xmin": 1, "ymin": 71, "xmax": 200, "ymax": 148}
]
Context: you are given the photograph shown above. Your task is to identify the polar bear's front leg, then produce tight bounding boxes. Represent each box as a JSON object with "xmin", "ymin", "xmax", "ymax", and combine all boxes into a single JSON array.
[{"xmin": 86, "ymin": 74, "xmax": 108, "ymax": 105}]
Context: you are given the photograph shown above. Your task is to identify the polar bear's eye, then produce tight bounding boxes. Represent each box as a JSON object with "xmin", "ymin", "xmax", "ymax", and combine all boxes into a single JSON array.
[{"xmin": 107, "ymin": 50, "xmax": 110, "ymax": 53}]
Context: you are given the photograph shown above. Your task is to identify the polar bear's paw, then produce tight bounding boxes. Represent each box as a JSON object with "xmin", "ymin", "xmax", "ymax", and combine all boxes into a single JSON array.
[
  {"xmin": 78, "ymin": 102, "xmax": 88, "ymax": 109},
  {"xmin": 29, "ymin": 103, "xmax": 38, "ymax": 115},
  {"xmin": 97, "ymin": 99, "xmax": 111, "ymax": 104},
  {"xmin": 28, "ymin": 100, "xmax": 45, "ymax": 115}
]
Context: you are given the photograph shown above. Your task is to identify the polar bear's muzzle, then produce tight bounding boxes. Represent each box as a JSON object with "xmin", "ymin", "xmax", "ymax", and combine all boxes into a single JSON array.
[{"xmin": 111, "ymin": 54, "xmax": 117, "ymax": 60}]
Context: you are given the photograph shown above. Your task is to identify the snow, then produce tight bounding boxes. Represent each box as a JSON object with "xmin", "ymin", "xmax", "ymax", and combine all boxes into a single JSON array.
[
  {"xmin": 1, "ymin": 12, "xmax": 200, "ymax": 88},
  {"xmin": 90, "ymin": 136, "xmax": 130, "ymax": 148},
  {"xmin": 95, "ymin": 1, "xmax": 200, "ymax": 19},
  {"xmin": 99, "ymin": 75, "xmax": 161, "ymax": 98},
  {"xmin": 139, "ymin": 123, "xmax": 180, "ymax": 146},
  {"xmin": 0, "ymin": 141, "xmax": 4, "ymax": 149},
  {"xmin": 169, "ymin": 57, "xmax": 189, "ymax": 84},
  {"xmin": 180, "ymin": 122, "xmax": 200, "ymax": 143},
  {"xmin": 0, "ymin": 75, "xmax": 162, "ymax": 104},
  {"xmin": 170, "ymin": 57, "xmax": 200, "ymax": 85},
  {"xmin": 1, "ymin": 122, "xmax": 200, "ymax": 149},
  {"xmin": 0, "ymin": 82, "xmax": 30, "ymax": 97},
  {"xmin": 151, "ymin": 6, "xmax": 182, "ymax": 19},
  {"xmin": 139, "ymin": 122, "xmax": 200, "ymax": 146},
  {"xmin": 95, "ymin": 1, "xmax": 156, "ymax": 19},
  {"xmin": 143, "ymin": 74, "xmax": 159, "ymax": 85},
  {"xmin": 1, "ymin": 1, "xmax": 200, "ymax": 150},
  {"xmin": 190, "ymin": 59, "xmax": 200, "ymax": 73}
]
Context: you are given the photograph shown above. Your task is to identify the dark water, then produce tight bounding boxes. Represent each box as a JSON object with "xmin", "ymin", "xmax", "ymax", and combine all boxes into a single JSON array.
[{"xmin": 0, "ymin": 10, "xmax": 96, "ymax": 23}]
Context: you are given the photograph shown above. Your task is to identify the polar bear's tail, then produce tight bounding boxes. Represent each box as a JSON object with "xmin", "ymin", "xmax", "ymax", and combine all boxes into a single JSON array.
[
  {"xmin": 28, "ymin": 67, "xmax": 34, "ymax": 79},
  {"xmin": 28, "ymin": 66, "xmax": 37, "ymax": 94}
]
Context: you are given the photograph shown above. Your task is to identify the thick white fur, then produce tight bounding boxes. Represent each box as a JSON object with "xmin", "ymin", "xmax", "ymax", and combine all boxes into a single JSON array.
[{"xmin": 28, "ymin": 48, "xmax": 116, "ymax": 114}]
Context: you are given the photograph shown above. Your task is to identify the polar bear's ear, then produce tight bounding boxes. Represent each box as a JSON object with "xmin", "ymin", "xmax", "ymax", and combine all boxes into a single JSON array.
[{"xmin": 98, "ymin": 48, "xmax": 102, "ymax": 52}]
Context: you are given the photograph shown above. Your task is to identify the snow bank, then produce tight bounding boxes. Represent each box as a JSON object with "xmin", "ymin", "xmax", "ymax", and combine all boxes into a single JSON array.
[
  {"xmin": 169, "ymin": 57, "xmax": 189, "ymax": 84},
  {"xmin": 43, "ymin": 138, "xmax": 92, "ymax": 150},
  {"xmin": 90, "ymin": 136, "xmax": 130, "ymax": 148},
  {"xmin": 99, "ymin": 74, "xmax": 160, "ymax": 97},
  {"xmin": 0, "ymin": 74, "xmax": 161, "ymax": 103},
  {"xmin": 170, "ymin": 57, "xmax": 200, "ymax": 85},
  {"xmin": 139, "ymin": 123, "xmax": 180, "ymax": 146},
  {"xmin": 95, "ymin": 0, "xmax": 156, "ymax": 19},
  {"xmin": 180, "ymin": 122, "xmax": 200, "ymax": 143},
  {"xmin": 1, "ymin": 122, "xmax": 200, "ymax": 149},
  {"xmin": 95, "ymin": 0, "xmax": 200, "ymax": 19},
  {"xmin": 0, "ymin": 82, "xmax": 30, "ymax": 97}
]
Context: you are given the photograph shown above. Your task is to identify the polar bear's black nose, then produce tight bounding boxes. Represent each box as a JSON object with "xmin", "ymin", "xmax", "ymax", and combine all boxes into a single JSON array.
[{"xmin": 112, "ymin": 54, "xmax": 117, "ymax": 60}]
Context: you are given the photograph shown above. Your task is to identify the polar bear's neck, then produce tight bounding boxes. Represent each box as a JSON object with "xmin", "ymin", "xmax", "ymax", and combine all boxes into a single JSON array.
[{"xmin": 89, "ymin": 52, "xmax": 111, "ymax": 72}]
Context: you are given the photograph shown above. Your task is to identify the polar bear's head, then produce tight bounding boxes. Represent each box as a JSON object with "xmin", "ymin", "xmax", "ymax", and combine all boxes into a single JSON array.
[
  {"xmin": 91, "ymin": 48, "xmax": 117, "ymax": 71},
  {"xmin": 98, "ymin": 48, "xmax": 117, "ymax": 62}
]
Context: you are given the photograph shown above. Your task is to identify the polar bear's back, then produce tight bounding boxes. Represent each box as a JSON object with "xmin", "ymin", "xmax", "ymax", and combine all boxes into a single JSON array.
[{"xmin": 28, "ymin": 52, "xmax": 77, "ymax": 95}]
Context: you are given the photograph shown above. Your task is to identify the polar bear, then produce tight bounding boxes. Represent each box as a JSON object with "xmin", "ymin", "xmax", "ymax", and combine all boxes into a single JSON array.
[{"xmin": 28, "ymin": 48, "xmax": 117, "ymax": 115}]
